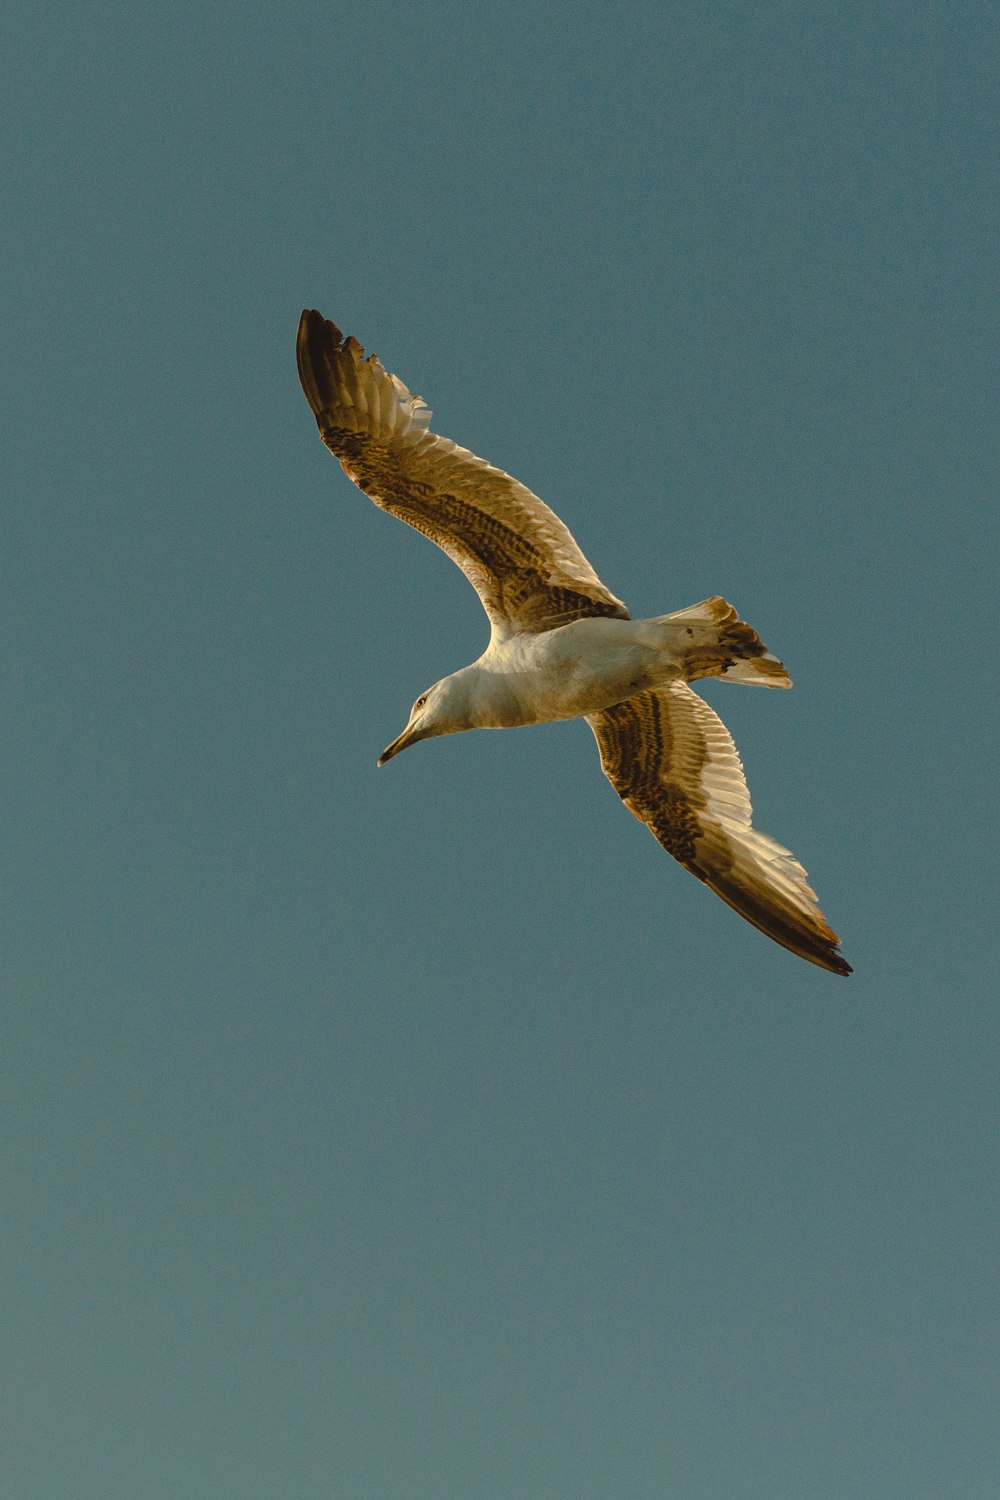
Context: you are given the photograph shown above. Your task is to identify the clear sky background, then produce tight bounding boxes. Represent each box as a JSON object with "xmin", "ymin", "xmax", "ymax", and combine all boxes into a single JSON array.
[{"xmin": 4, "ymin": 3, "xmax": 998, "ymax": 1496}]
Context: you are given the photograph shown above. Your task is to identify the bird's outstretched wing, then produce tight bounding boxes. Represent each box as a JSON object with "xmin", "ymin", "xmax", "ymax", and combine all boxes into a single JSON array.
[
  {"xmin": 296, "ymin": 310, "xmax": 630, "ymax": 638},
  {"xmin": 587, "ymin": 684, "xmax": 851, "ymax": 974}
]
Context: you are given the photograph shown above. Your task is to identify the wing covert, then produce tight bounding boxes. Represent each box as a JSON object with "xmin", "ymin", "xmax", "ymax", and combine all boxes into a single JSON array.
[
  {"xmin": 296, "ymin": 310, "xmax": 630, "ymax": 637},
  {"xmin": 587, "ymin": 684, "xmax": 851, "ymax": 974}
]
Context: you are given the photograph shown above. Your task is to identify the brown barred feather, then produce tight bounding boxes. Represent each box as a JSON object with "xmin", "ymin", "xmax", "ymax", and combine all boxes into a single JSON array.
[
  {"xmin": 296, "ymin": 310, "xmax": 630, "ymax": 637},
  {"xmin": 588, "ymin": 687, "xmax": 851, "ymax": 975}
]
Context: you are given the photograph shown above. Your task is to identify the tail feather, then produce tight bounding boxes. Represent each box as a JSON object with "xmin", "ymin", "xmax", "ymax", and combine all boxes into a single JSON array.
[
  {"xmin": 718, "ymin": 655, "xmax": 792, "ymax": 687},
  {"xmin": 663, "ymin": 596, "xmax": 792, "ymax": 689}
]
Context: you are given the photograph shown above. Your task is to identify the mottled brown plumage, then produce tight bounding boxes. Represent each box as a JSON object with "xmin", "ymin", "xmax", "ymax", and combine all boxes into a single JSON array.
[
  {"xmin": 296, "ymin": 308, "xmax": 851, "ymax": 975},
  {"xmin": 297, "ymin": 310, "xmax": 630, "ymax": 637},
  {"xmin": 588, "ymin": 687, "xmax": 851, "ymax": 974}
]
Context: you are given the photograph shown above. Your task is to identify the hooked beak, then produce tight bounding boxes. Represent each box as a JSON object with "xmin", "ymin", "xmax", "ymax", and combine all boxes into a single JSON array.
[{"xmin": 377, "ymin": 723, "xmax": 428, "ymax": 766}]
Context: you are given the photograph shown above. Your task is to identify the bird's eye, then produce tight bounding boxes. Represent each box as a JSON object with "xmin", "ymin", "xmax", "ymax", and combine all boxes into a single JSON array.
[{"xmin": 414, "ymin": 694, "xmax": 428, "ymax": 712}]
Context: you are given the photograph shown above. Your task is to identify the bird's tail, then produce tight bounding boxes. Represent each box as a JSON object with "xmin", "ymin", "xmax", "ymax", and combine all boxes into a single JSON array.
[{"xmin": 661, "ymin": 597, "xmax": 792, "ymax": 688}]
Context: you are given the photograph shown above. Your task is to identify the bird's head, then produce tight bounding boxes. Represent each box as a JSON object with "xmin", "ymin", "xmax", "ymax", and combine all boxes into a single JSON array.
[{"xmin": 377, "ymin": 677, "xmax": 465, "ymax": 766}]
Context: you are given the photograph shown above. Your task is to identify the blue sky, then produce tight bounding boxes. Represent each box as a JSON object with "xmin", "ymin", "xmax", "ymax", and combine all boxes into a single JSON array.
[{"xmin": 4, "ymin": 2, "xmax": 998, "ymax": 1495}]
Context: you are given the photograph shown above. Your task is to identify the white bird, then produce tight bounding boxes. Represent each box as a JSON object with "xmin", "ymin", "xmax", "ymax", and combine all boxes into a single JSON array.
[{"xmin": 296, "ymin": 310, "xmax": 851, "ymax": 976}]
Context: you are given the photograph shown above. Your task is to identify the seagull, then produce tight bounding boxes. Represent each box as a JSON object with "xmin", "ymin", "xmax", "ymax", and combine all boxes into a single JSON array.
[{"xmin": 296, "ymin": 309, "xmax": 851, "ymax": 976}]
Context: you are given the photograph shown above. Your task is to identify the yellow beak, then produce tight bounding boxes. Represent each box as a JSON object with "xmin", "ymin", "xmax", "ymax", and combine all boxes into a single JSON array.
[{"xmin": 377, "ymin": 723, "xmax": 427, "ymax": 766}]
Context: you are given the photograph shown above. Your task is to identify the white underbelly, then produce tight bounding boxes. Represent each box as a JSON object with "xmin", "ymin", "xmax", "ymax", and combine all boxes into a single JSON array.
[{"xmin": 480, "ymin": 618, "xmax": 683, "ymax": 726}]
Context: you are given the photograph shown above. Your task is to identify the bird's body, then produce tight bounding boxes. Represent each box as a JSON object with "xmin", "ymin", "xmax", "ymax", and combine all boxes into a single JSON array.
[
  {"xmin": 475, "ymin": 614, "xmax": 678, "ymax": 725},
  {"xmin": 389, "ymin": 611, "xmax": 778, "ymax": 735},
  {"xmin": 296, "ymin": 309, "xmax": 851, "ymax": 975}
]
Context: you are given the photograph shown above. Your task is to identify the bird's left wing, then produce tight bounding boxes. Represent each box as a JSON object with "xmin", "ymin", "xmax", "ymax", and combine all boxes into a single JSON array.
[
  {"xmin": 587, "ymin": 684, "xmax": 851, "ymax": 974},
  {"xmin": 296, "ymin": 310, "xmax": 630, "ymax": 638}
]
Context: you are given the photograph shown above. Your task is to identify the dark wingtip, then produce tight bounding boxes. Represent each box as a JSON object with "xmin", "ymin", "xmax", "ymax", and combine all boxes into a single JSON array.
[
  {"xmin": 820, "ymin": 929, "xmax": 852, "ymax": 976},
  {"xmin": 296, "ymin": 308, "xmax": 347, "ymax": 417},
  {"xmin": 297, "ymin": 308, "xmax": 345, "ymax": 346},
  {"xmin": 706, "ymin": 876, "xmax": 853, "ymax": 976},
  {"xmin": 808, "ymin": 940, "xmax": 852, "ymax": 976},
  {"xmin": 797, "ymin": 934, "xmax": 852, "ymax": 977}
]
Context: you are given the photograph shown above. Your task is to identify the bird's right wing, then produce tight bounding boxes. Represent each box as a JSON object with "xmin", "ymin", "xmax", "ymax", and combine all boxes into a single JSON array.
[
  {"xmin": 296, "ymin": 310, "xmax": 630, "ymax": 638},
  {"xmin": 587, "ymin": 684, "xmax": 851, "ymax": 974}
]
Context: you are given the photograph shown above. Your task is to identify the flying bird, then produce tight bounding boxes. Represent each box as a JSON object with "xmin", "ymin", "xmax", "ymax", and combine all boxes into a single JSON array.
[{"xmin": 296, "ymin": 309, "xmax": 851, "ymax": 975}]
